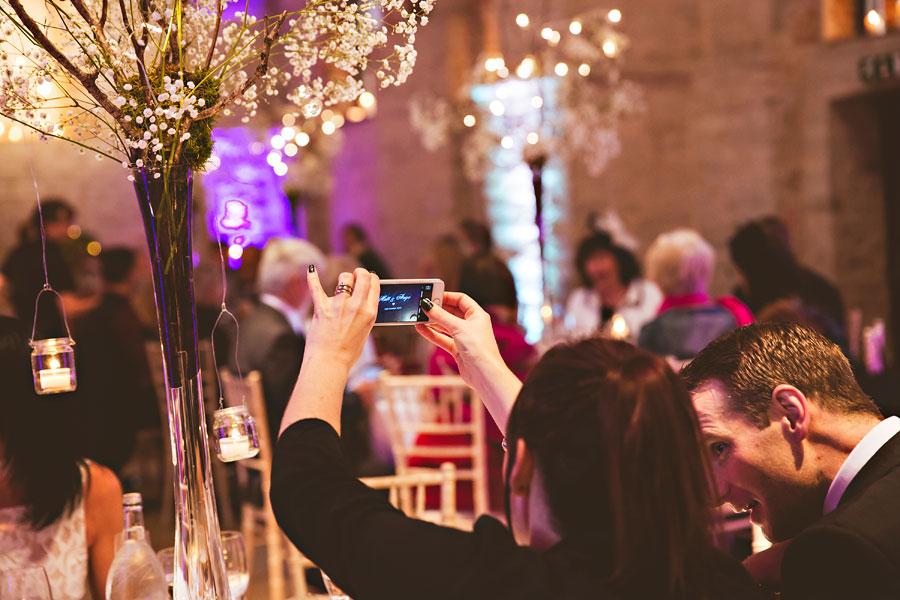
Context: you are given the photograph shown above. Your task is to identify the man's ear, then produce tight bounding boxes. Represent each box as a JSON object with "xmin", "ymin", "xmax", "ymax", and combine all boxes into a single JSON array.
[
  {"xmin": 510, "ymin": 438, "xmax": 535, "ymax": 496},
  {"xmin": 772, "ymin": 384, "xmax": 810, "ymax": 441}
]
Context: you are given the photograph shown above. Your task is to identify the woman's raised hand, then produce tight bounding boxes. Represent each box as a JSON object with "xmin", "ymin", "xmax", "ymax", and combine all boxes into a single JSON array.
[{"xmin": 305, "ymin": 266, "xmax": 380, "ymax": 368}]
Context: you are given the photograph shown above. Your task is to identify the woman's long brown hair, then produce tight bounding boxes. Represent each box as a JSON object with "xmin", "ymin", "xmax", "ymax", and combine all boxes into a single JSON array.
[{"xmin": 505, "ymin": 338, "xmax": 717, "ymax": 599}]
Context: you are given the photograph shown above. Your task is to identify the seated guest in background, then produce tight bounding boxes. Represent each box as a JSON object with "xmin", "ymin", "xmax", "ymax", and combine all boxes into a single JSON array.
[
  {"xmin": 681, "ymin": 322, "xmax": 900, "ymax": 599},
  {"xmin": 425, "ymin": 254, "xmax": 536, "ymax": 510},
  {"xmin": 74, "ymin": 247, "xmax": 158, "ymax": 475},
  {"xmin": 2, "ymin": 199, "xmax": 79, "ymax": 337},
  {"xmin": 458, "ymin": 219, "xmax": 494, "ymax": 259},
  {"xmin": 0, "ymin": 317, "xmax": 122, "ymax": 600},
  {"xmin": 432, "ymin": 254, "xmax": 535, "ymax": 380},
  {"xmin": 418, "ymin": 233, "xmax": 465, "ymax": 294},
  {"xmin": 639, "ymin": 229, "xmax": 752, "ymax": 361},
  {"xmin": 564, "ymin": 230, "xmax": 662, "ymax": 342},
  {"xmin": 729, "ymin": 218, "xmax": 847, "ymax": 351},
  {"xmin": 341, "ymin": 223, "xmax": 392, "ymax": 279},
  {"xmin": 270, "ymin": 269, "xmax": 764, "ymax": 600},
  {"xmin": 232, "ymin": 237, "xmax": 325, "ymax": 441}
]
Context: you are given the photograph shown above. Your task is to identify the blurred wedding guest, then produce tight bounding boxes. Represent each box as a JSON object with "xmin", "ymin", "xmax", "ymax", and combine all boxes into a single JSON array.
[
  {"xmin": 564, "ymin": 230, "xmax": 662, "ymax": 342},
  {"xmin": 2, "ymin": 199, "xmax": 79, "ymax": 337},
  {"xmin": 682, "ymin": 322, "xmax": 900, "ymax": 599},
  {"xmin": 458, "ymin": 219, "xmax": 493, "ymax": 258},
  {"xmin": 73, "ymin": 247, "xmax": 159, "ymax": 475},
  {"xmin": 431, "ymin": 254, "xmax": 535, "ymax": 380},
  {"xmin": 270, "ymin": 270, "xmax": 764, "ymax": 600},
  {"xmin": 419, "ymin": 233, "xmax": 465, "ymax": 293},
  {"xmin": 639, "ymin": 229, "xmax": 753, "ymax": 361},
  {"xmin": 729, "ymin": 218, "xmax": 846, "ymax": 349},
  {"xmin": 232, "ymin": 237, "xmax": 325, "ymax": 440},
  {"xmin": 0, "ymin": 316, "xmax": 122, "ymax": 600},
  {"xmin": 341, "ymin": 223, "xmax": 392, "ymax": 279},
  {"xmin": 425, "ymin": 254, "xmax": 536, "ymax": 510}
]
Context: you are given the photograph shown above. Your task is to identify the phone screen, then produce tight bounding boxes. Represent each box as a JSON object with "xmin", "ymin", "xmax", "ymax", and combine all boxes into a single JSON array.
[{"xmin": 376, "ymin": 282, "xmax": 434, "ymax": 323}]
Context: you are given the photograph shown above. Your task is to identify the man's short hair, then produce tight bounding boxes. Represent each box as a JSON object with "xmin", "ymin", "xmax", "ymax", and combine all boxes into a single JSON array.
[
  {"xmin": 31, "ymin": 198, "xmax": 74, "ymax": 229},
  {"xmin": 257, "ymin": 238, "xmax": 325, "ymax": 296},
  {"xmin": 459, "ymin": 219, "xmax": 492, "ymax": 253},
  {"xmin": 100, "ymin": 247, "xmax": 136, "ymax": 284},
  {"xmin": 681, "ymin": 322, "xmax": 880, "ymax": 428}
]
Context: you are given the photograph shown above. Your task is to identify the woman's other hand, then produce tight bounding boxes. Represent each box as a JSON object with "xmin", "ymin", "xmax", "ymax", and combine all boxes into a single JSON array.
[{"xmin": 305, "ymin": 267, "xmax": 380, "ymax": 369}]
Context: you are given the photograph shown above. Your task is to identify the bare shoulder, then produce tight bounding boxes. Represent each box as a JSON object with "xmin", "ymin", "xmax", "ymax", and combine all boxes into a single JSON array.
[
  {"xmin": 86, "ymin": 463, "xmax": 123, "ymax": 504},
  {"xmin": 84, "ymin": 463, "xmax": 123, "ymax": 541}
]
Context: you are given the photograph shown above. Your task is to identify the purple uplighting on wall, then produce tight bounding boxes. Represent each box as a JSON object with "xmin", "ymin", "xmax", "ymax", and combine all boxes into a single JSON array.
[
  {"xmin": 330, "ymin": 119, "xmax": 378, "ymax": 252},
  {"xmin": 203, "ymin": 127, "xmax": 293, "ymax": 252}
]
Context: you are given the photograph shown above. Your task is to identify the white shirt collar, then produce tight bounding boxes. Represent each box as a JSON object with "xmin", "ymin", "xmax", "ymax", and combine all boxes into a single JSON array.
[
  {"xmin": 259, "ymin": 293, "xmax": 307, "ymax": 336},
  {"xmin": 823, "ymin": 415, "xmax": 900, "ymax": 514}
]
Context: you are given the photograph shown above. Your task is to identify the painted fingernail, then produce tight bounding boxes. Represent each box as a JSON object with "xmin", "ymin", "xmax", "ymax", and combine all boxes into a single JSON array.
[
  {"xmin": 420, "ymin": 298, "xmax": 433, "ymax": 311},
  {"xmin": 308, "ymin": 264, "xmax": 315, "ymax": 272}
]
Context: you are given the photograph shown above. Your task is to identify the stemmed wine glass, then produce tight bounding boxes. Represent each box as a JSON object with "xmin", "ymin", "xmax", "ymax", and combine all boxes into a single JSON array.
[
  {"xmin": 319, "ymin": 569, "xmax": 351, "ymax": 600},
  {"xmin": 221, "ymin": 531, "xmax": 249, "ymax": 599},
  {"xmin": 0, "ymin": 567, "xmax": 53, "ymax": 600}
]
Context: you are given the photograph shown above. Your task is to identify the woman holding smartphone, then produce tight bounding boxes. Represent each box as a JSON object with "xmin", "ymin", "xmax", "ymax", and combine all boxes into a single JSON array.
[{"xmin": 270, "ymin": 268, "xmax": 764, "ymax": 600}]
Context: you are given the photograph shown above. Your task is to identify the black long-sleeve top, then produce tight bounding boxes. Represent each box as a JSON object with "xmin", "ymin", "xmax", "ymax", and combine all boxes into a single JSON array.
[{"xmin": 270, "ymin": 419, "xmax": 765, "ymax": 600}]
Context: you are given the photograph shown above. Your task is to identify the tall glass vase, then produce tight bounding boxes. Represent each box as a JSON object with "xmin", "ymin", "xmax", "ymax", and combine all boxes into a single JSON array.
[{"xmin": 133, "ymin": 165, "xmax": 231, "ymax": 600}]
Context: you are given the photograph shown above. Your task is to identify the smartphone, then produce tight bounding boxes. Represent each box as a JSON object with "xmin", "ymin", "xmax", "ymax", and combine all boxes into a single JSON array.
[{"xmin": 374, "ymin": 279, "xmax": 444, "ymax": 326}]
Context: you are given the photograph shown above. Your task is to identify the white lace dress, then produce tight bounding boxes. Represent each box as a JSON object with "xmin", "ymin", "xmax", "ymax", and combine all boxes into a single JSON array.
[{"xmin": 0, "ymin": 470, "xmax": 89, "ymax": 600}]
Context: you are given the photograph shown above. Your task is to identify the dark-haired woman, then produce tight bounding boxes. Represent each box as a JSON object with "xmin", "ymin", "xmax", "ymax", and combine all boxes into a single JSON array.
[
  {"xmin": 0, "ymin": 316, "xmax": 122, "ymax": 599},
  {"xmin": 564, "ymin": 231, "xmax": 662, "ymax": 342},
  {"xmin": 270, "ymin": 269, "xmax": 764, "ymax": 600}
]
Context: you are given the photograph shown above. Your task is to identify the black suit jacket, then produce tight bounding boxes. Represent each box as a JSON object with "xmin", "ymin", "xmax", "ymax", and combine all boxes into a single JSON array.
[
  {"xmin": 782, "ymin": 431, "xmax": 900, "ymax": 599},
  {"xmin": 234, "ymin": 302, "xmax": 305, "ymax": 439}
]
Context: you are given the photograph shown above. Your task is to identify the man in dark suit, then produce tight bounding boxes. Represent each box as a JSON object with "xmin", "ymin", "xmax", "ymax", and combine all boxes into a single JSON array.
[
  {"xmin": 681, "ymin": 322, "xmax": 900, "ymax": 599},
  {"xmin": 235, "ymin": 237, "xmax": 325, "ymax": 439}
]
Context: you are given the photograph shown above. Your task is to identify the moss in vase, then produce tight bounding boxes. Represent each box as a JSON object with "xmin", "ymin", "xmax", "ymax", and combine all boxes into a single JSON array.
[{"xmin": 119, "ymin": 69, "xmax": 221, "ymax": 170}]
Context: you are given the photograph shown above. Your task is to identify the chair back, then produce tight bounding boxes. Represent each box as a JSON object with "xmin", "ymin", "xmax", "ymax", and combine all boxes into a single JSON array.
[
  {"xmin": 218, "ymin": 369, "xmax": 311, "ymax": 599},
  {"xmin": 376, "ymin": 374, "xmax": 488, "ymax": 516},
  {"xmin": 361, "ymin": 462, "xmax": 458, "ymax": 526}
]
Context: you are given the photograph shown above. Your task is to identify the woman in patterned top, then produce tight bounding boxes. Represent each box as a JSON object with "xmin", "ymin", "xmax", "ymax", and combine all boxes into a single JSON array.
[{"xmin": 0, "ymin": 316, "xmax": 122, "ymax": 600}]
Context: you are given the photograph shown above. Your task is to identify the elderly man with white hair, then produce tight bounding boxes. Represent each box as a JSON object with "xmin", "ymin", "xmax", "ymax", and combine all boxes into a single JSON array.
[
  {"xmin": 234, "ymin": 237, "xmax": 326, "ymax": 439},
  {"xmin": 637, "ymin": 229, "xmax": 753, "ymax": 361}
]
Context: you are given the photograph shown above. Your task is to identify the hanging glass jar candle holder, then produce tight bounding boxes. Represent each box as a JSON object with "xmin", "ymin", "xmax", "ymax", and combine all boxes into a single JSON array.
[
  {"xmin": 212, "ymin": 405, "xmax": 260, "ymax": 462},
  {"xmin": 30, "ymin": 336, "xmax": 77, "ymax": 394},
  {"xmin": 29, "ymin": 285, "xmax": 77, "ymax": 395},
  {"xmin": 209, "ymin": 221, "xmax": 258, "ymax": 462}
]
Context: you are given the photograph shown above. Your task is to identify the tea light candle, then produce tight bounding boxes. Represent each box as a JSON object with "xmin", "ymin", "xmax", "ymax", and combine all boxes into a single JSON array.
[
  {"xmin": 39, "ymin": 364, "xmax": 73, "ymax": 391},
  {"xmin": 213, "ymin": 405, "xmax": 260, "ymax": 462},
  {"xmin": 219, "ymin": 434, "xmax": 252, "ymax": 461},
  {"xmin": 609, "ymin": 314, "xmax": 630, "ymax": 340},
  {"xmin": 30, "ymin": 339, "xmax": 77, "ymax": 395}
]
